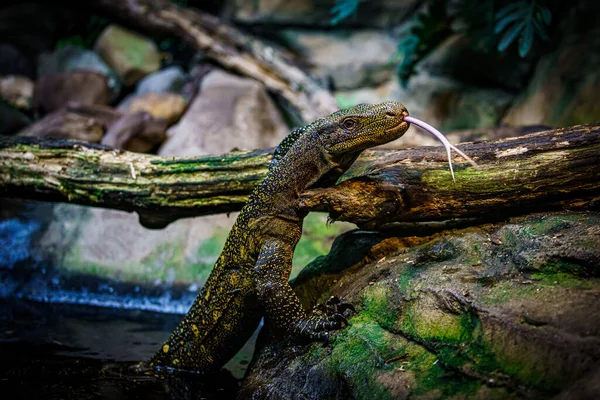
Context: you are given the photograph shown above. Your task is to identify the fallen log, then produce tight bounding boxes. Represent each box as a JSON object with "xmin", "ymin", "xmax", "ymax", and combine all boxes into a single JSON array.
[
  {"xmin": 78, "ymin": 0, "xmax": 338, "ymax": 123},
  {"xmin": 1, "ymin": 123, "xmax": 599, "ymax": 229}
]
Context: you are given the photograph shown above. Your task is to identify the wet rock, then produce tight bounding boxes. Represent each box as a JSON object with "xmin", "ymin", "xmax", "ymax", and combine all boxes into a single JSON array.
[
  {"xmin": 0, "ymin": 101, "xmax": 31, "ymax": 134},
  {"xmin": 37, "ymin": 46, "xmax": 121, "ymax": 100},
  {"xmin": 0, "ymin": 75, "xmax": 33, "ymax": 110},
  {"xmin": 94, "ymin": 25, "xmax": 161, "ymax": 87},
  {"xmin": 225, "ymin": 0, "xmax": 420, "ymax": 28},
  {"xmin": 159, "ymin": 69, "xmax": 289, "ymax": 156},
  {"xmin": 118, "ymin": 92, "xmax": 187, "ymax": 125},
  {"xmin": 0, "ymin": 43, "xmax": 34, "ymax": 78},
  {"xmin": 502, "ymin": 6, "xmax": 600, "ymax": 126},
  {"xmin": 33, "ymin": 71, "xmax": 111, "ymax": 114},
  {"xmin": 280, "ymin": 30, "xmax": 397, "ymax": 90},
  {"xmin": 135, "ymin": 66, "xmax": 187, "ymax": 95},
  {"xmin": 242, "ymin": 212, "xmax": 600, "ymax": 399}
]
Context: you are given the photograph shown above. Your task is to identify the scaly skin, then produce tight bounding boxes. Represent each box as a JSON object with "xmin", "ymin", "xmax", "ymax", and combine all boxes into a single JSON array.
[{"xmin": 149, "ymin": 102, "xmax": 410, "ymax": 372}]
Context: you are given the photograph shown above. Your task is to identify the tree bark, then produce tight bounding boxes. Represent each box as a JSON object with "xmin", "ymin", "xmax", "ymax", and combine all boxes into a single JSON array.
[
  {"xmin": 81, "ymin": 0, "xmax": 338, "ymax": 124},
  {"xmin": 1, "ymin": 124, "xmax": 599, "ymax": 229}
]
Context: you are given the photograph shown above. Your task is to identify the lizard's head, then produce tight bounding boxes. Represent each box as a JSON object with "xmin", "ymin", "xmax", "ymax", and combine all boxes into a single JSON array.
[{"xmin": 323, "ymin": 101, "xmax": 409, "ymax": 155}]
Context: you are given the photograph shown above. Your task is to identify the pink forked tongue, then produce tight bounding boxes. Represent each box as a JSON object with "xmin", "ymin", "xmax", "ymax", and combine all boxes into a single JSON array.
[{"xmin": 404, "ymin": 116, "xmax": 477, "ymax": 182}]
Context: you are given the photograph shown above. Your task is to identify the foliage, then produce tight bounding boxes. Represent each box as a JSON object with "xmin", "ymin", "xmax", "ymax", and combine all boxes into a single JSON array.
[
  {"xmin": 329, "ymin": 0, "xmax": 554, "ymax": 84},
  {"xmin": 494, "ymin": 0, "xmax": 552, "ymax": 57},
  {"xmin": 330, "ymin": 0, "xmax": 361, "ymax": 25},
  {"xmin": 396, "ymin": 0, "xmax": 453, "ymax": 87}
]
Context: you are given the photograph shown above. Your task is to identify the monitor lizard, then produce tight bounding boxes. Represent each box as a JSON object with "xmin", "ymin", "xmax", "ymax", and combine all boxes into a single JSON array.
[{"xmin": 149, "ymin": 101, "xmax": 410, "ymax": 372}]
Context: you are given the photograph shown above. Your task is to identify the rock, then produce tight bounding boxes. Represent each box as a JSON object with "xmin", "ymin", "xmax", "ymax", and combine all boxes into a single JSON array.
[
  {"xmin": 119, "ymin": 92, "xmax": 187, "ymax": 125},
  {"xmin": 280, "ymin": 30, "xmax": 397, "ymax": 90},
  {"xmin": 224, "ymin": 0, "xmax": 420, "ymax": 28},
  {"xmin": 101, "ymin": 111, "xmax": 168, "ymax": 153},
  {"xmin": 0, "ymin": 101, "xmax": 31, "ymax": 135},
  {"xmin": 33, "ymin": 71, "xmax": 111, "ymax": 114},
  {"xmin": 0, "ymin": 43, "xmax": 34, "ymax": 78},
  {"xmin": 135, "ymin": 66, "xmax": 187, "ymax": 95},
  {"xmin": 94, "ymin": 25, "xmax": 161, "ymax": 87},
  {"xmin": 18, "ymin": 109, "xmax": 104, "ymax": 142},
  {"xmin": 0, "ymin": 75, "xmax": 33, "ymax": 110},
  {"xmin": 159, "ymin": 70, "xmax": 289, "ymax": 156},
  {"xmin": 242, "ymin": 211, "xmax": 600, "ymax": 399},
  {"xmin": 502, "ymin": 6, "xmax": 600, "ymax": 126},
  {"xmin": 36, "ymin": 69, "xmax": 290, "ymax": 287},
  {"xmin": 37, "ymin": 46, "xmax": 121, "ymax": 100},
  {"xmin": 180, "ymin": 63, "xmax": 214, "ymax": 101}
]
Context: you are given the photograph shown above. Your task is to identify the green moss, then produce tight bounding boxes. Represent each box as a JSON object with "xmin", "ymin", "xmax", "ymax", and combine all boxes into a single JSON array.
[
  {"xmin": 531, "ymin": 261, "xmax": 596, "ymax": 289},
  {"xmin": 324, "ymin": 322, "xmax": 395, "ymax": 400},
  {"xmin": 360, "ymin": 285, "xmax": 398, "ymax": 330},
  {"xmin": 478, "ymin": 280, "xmax": 538, "ymax": 305},
  {"xmin": 400, "ymin": 299, "xmax": 473, "ymax": 345},
  {"xmin": 421, "ymin": 165, "xmax": 519, "ymax": 193},
  {"xmin": 397, "ymin": 262, "xmax": 421, "ymax": 298},
  {"xmin": 319, "ymin": 317, "xmax": 490, "ymax": 399}
]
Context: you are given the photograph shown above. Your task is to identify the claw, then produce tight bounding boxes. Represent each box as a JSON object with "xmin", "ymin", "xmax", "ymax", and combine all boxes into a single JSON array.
[
  {"xmin": 326, "ymin": 296, "xmax": 341, "ymax": 306},
  {"xmin": 328, "ymin": 313, "xmax": 348, "ymax": 327},
  {"xmin": 336, "ymin": 302, "xmax": 356, "ymax": 315}
]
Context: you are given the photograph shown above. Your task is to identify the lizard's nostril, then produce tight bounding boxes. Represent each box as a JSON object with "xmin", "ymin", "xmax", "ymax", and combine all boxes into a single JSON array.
[
  {"xmin": 386, "ymin": 111, "xmax": 396, "ymax": 117},
  {"xmin": 402, "ymin": 110, "xmax": 409, "ymax": 118}
]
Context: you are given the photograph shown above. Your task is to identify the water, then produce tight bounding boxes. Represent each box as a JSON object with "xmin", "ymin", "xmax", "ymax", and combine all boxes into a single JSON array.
[{"xmin": 0, "ymin": 299, "xmax": 245, "ymax": 399}]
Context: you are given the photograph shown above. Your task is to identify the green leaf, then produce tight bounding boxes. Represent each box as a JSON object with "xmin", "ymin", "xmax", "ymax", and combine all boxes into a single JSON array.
[
  {"xmin": 539, "ymin": 6, "xmax": 552, "ymax": 24},
  {"xmin": 495, "ymin": 1, "xmax": 527, "ymax": 20},
  {"xmin": 497, "ymin": 20, "xmax": 525, "ymax": 52},
  {"xmin": 532, "ymin": 18, "xmax": 549, "ymax": 41},
  {"xmin": 330, "ymin": 0, "xmax": 360, "ymax": 25},
  {"xmin": 494, "ymin": 10, "xmax": 527, "ymax": 34},
  {"xmin": 518, "ymin": 22, "xmax": 534, "ymax": 57}
]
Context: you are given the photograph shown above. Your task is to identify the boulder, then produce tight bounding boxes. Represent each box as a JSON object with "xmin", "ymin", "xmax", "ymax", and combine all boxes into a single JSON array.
[
  {"xmin": 18, "ymin": 109, "xmax": 104, "ymax": 143},
  {"xmin": 224, "ymin": 0, "xmax": 420, "ymax": 28},
  {"xmin": 100, "ymin": 111, "xmax": 168, "ymax": 153},
  {"xmin": 242, "ymin": 211, "xmax": 600, "ymax": 399},
  {"xmin": 33, "ymin": 71, "xmax": 111, "ymax": 114},
  {"xmin": 0, "ymin": 75, "xmax": 33, "ymax": 110},
  {"xmin": 118, "ymin": 92, "xmax": 187, "ymax": 125},
  {"xmin": 135, "ymin": 66, "xmax": 187, "ymax": 95},
  {"xmin": 159, "ymin": 70, "xmax": 289, "ymax": 156},
  {"xmin": 94, "ymin": 25, "xmax": 161, "ymax": 87},
  {"xmin": 280, "ymin": 30, "xmax": 397, "ymax": 90},
  {"xmin": 37, "ymin": 46, "xmax": 121, "ymax": 100}
]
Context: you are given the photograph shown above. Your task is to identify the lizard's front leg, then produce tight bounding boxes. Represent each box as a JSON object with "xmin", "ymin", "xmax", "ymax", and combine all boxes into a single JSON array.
[{"xmin": 254, "ymin": 238, "xmax": 347, "ymax": 340}]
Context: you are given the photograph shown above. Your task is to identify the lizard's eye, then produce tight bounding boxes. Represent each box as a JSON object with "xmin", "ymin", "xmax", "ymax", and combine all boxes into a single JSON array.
[{"xmin": 341, "ymin": 118, "xmax": 358, "ymax": 130}]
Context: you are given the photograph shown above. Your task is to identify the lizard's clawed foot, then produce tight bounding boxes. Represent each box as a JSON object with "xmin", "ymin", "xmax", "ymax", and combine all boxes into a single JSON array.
[{"xmin": 292, "ymin": 296, "xmax": 356, "ymax": 341}]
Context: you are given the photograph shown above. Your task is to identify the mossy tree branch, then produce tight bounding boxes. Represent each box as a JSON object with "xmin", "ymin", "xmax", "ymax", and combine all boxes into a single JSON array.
[{"xmin": 1, "ymin": 124, "xmax": 600, "ymax": 229}]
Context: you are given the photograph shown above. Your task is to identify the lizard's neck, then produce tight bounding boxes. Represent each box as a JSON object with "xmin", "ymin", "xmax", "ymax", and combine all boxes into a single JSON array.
[{"xmin": 249, "ymin": 142, "xmax": 337, "ymax": 219}]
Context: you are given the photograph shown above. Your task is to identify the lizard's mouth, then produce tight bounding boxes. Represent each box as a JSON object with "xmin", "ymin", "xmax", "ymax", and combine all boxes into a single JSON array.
[{"xmin": 386, "ymin": 120, "xmax": 409, "ymax": 135}]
